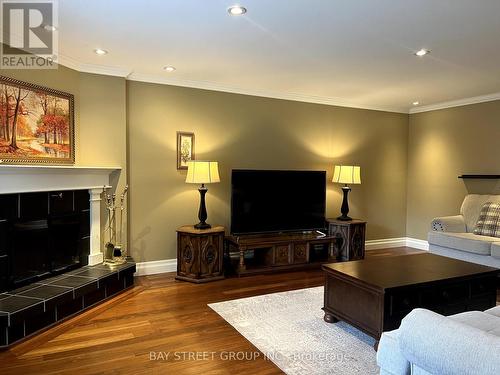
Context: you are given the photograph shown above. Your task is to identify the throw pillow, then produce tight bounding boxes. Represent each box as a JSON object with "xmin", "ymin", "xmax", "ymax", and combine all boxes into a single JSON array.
[{"xmin": 473, "ymin": 202, "xmax": 500, "ymax": 238}]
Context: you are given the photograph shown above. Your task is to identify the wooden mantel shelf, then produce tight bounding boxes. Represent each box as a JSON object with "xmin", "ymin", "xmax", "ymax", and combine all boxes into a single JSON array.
[{"xmin": 458, "ymin": 175, "xmax": 500, "ymax": 179}]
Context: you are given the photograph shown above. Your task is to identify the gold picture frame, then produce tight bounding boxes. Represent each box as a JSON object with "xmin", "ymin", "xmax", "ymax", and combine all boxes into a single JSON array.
[
  {"xmin": 177, "ymin": 131, "xmax": 195, "ymax": 170},
  {"xmin": 0, "ymin": 75, "xmax": 75, "ymax": 164}
]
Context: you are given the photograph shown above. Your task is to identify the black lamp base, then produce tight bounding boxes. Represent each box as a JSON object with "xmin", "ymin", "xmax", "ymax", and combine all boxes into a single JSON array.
[
  {"xmin": 194, "ymin": 222, "xmax": 211, "ymax": 230},
  {"xmin": 336, "ymin": 214, "xmax": 353, "ymax": 221},
  {"xmin": 337, "ymin": 185, "xmax": 353, "ymax": 221},
  {"xmin": 194, "ymin": 184, "xmax": 211, "ymax": 230}
]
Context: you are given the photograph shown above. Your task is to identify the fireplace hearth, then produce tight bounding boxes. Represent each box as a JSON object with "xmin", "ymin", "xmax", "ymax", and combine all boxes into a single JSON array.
[{"xmin": 0, "ymin": 260, "xmax": 136, "ymax": 348}]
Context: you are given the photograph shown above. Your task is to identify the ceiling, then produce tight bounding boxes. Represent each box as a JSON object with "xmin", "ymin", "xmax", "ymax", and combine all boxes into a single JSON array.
[{"xmin": 55, "ymin": 0, "xmax": 500, "ymax": 113}]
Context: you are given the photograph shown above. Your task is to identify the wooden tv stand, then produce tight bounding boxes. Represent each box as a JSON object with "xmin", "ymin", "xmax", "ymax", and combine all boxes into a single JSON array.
[{"xmin": 225, "ymin": 231, "xmax": 339, "ymax": 276}]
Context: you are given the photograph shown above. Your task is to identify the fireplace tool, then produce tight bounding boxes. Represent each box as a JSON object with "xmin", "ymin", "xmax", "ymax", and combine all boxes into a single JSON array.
[
  {"xmin": 103, "ymin": 185, "xmax": 128, "ymax": 266},
  {"xmin": 113, "ymin": 185, "xmax": 128, "ymax": 262},
  {"xmin": 103, "ymin": 187, "xmax": 115, "ymax": 261}
]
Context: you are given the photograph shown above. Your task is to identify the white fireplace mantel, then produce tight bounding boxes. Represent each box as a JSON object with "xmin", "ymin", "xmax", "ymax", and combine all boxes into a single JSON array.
[
  {"xmin": 0, "ymin": 164, "xmax": 121, "ymax": 194},
  {"xmin": 0, "ymin": 164, "xmax": 122, "ymax": 265}
]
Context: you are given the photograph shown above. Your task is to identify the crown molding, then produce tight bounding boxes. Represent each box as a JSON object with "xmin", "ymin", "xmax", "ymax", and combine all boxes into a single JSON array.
[
  {"xmin": 127, "ymin": 72, "xmax": 409, "ymax": 114},
  {"xmin": 409, "ymin": 92, "xmax": 500, "ymax": 114},
  {"xmin": 39, "ymin": 53, "xmax": 408, "ymax": 113},
  {"xmin": 57, "ymin": 55, "xmax": 132, "ymax": 78},
  {"xmin": 55, "ymin": 54, "xmax": 81, "ymax": 71},
  {"xmin": 1, "ymin": 31, "xmax": 131, "ymax": 78},
  {"xmin": 78, "ymin": 62, "xmax": 132, "ymax": 78},
  {"xmin": 56, "ymin": 57, "xmax": 500, "ymax": 115}
]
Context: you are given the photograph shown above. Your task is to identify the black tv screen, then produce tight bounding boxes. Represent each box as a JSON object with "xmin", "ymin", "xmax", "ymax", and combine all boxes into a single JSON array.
[{"xmin": 231, "ymin": 169, "xmax": 326, "ymax": 234}]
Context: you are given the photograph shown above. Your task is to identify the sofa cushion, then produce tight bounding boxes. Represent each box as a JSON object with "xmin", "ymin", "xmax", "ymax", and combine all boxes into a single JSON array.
[
  {"xmin": 491, "ymin": 242, "xmax": 500, "ymax": 259},
  {"xmin": 485, "ymin": 306, "xmax": 500, "ymax": 318},
  {"xmin": 410, "ymin": 365, "xmax": 433, "ymax": 375},
  {"xmin": 473, "ymin": 202, "xmax": 500, "ymax": 237},
  {"xmin": 449, "ymin": 311, "xmax": 500, "ymax": 337},
  {"xmin": 376, "ymin": 329, "xmax": 411, "ymax": 375},
  {"xmin": 398, "ymin": 309, "xmax": 500, "ymax": 375},
  {"xmin": 461, "ymin": 194, "xmax": 500, "ymax": 232},
  {"xmin": 427, "ymin": 231, "xmax": 497, "ymax": 255}
]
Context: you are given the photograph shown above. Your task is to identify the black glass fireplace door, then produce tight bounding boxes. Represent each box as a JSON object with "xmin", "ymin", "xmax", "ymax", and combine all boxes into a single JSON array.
[
  {"xmin": 49, "ymin": 213, "xmax": 82, "ymax": 272},
  {"xmin": 1, "ymin": 190, "xmax": 90, "ymax": 291},
  {"xmin": 10, "ymin": 214, "xmax": 84, "ymax": 288},
  {"xmin": 10, "ymin": 220, "xmax": 51, "ymax": 286},
  {"xmin": 0, "ymin": 220, "xmax": 8, "ymax": 291}
]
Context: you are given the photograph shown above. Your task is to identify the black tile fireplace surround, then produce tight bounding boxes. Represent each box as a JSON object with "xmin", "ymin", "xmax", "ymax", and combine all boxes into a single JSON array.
[
  {"xmin": 0, "ymin": 189, "xmax": 91, "ymax": 292},
  {"xmin": 0, "ymin": 188, "xmax": 136, "ymax": 348}
]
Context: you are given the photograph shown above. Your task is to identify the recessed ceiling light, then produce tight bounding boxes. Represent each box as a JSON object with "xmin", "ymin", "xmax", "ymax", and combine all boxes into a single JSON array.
[
  {"xmin": 163, "ymin": 66, "xmax": 176, "ymax": 72},
  {"xmin": 228, "ymin": 5, "xmax": 247, "ymax": 16},
  {"xmin": 415, "ymin": 49, "xmax": 430, "ymax": 57},
  {"xmin": 94, "ymin": 48, "xmax": 108, "ymax": 56},
  {"xmin": 412, "ymin": 101, "xmax": 420, "ymax": 106},
  {"xmin": 44, "ymin": 25, "xmax": 56, "ymax": 32}
]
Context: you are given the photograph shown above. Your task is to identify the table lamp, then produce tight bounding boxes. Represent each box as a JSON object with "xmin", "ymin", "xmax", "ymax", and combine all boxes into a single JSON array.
[
  {"xmin": 185, "ymin": 161, "xmax": 220, "ymax": 229},
  {"xmin": 332, "ymin": 165, "xmax": 361, "ymax": 221}
]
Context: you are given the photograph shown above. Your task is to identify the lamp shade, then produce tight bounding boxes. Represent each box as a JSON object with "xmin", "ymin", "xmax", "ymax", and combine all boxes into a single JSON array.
[
  {"xmin": 185, "ymin": 161, "xmax": 220, "ymax": 184},
  {"xmin": 332, "ymin": 165, "xmax": 361, "ymax": 184}
]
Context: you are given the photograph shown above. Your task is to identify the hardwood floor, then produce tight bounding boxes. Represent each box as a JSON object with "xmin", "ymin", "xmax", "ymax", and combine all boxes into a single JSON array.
[{"xmin": 0, "ymin": 247, "xmax": 495, "ymax": 375}]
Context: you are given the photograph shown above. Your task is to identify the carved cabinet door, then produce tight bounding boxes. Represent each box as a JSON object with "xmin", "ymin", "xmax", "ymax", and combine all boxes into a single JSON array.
[
  {"xmin": 293, "ymin": 243, "xmax": 308, "ymax": 264},
  {"xmin": 349, "ymin": 224, "xmax": 366, "ymax": 260},
  {"xmin": 330, "ymin": 225, "xmax": 349, "ymax": 261},
  {"xmin": 200, "ymin": 234, "xmax": 222, "ymax": 276},
  {"xmin": 274, "ymin": 244, "xmax": 291, "ymax": 266},
  {"xmin": 327, "ymin": 220, "xmax": 366, "ymax": 261}
]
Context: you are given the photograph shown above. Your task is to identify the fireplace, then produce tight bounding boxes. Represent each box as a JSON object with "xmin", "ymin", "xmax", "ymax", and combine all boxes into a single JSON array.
[
  {"xmin": 0, "ymin": 165, "xmax": 122, "ymax": 290},
  {"xmin": 0, "ymin": 165, "xmax": 136, "ymax": 348},
  {"xmin": 0, "ymin": 190, "xmax": 90, "ymax": 291}
]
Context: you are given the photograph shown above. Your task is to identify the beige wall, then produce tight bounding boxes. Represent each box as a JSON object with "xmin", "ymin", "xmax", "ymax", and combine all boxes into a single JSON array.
[
  {"xmin": 0, "ymin": 66, "xmax": 128, "ymax": 247},
  {"xmin": 8, "ymin": 66, "xmax": 498, "ymax": 261},
  {"xmin": 127, "ymin": 81, "xmax": 409, "ymax": 262},
  {"xmin": 406, "ymin": 100, "xmax": 500, "ymax": 240}
]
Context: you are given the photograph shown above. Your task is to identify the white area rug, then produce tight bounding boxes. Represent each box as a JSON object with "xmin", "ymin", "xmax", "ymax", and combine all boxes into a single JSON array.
[{"xmin": 208, "ymin": 286, "xmax": 379, "ymax": 375}]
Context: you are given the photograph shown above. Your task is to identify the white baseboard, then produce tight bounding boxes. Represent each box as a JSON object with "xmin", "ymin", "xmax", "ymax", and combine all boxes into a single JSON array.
[
  {"xmin": 365, "ymin": 237, "xmax": 407, "ymax": 250},
  {"xmin": 405, "ymin": 237, "xmax": 430, "ymax": 250},
  {"xmin": 135, "ymin": 237, "xmax": 430, "ymax": 276},
  {"xmin": 135, "ymin": 259, "xmax": 177, "ymax": 276},
  {"xmin": 366, "ymin": 237, "xmax": 429, "ymax": 251}
]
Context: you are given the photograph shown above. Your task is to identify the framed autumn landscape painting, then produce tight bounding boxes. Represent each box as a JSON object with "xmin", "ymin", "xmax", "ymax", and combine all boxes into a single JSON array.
[{"xmin": 0, "ymin": 76, "xmax": 75, "ymax": 164}]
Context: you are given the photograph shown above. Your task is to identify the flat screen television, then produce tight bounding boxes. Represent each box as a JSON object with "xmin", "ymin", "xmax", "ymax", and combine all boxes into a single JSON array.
[{"xmin": 231, "ymin": 169, "xmax": 326, "ymax": 234}]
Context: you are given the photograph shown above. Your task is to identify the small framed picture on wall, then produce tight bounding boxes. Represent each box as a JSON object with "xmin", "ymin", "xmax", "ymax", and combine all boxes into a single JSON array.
[{"xmin": 177, "ymin": 131, "xmax": 195, "ymax": 170}]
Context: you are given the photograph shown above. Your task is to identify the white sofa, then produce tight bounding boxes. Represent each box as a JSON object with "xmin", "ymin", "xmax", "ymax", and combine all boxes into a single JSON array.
[
  {"xmin": 377, "ymin": 306, "xmax": 500, "ymax": 375},
  {"xmin": 428, "ymin": 194, "xmax": 500, "ymax": 268}
]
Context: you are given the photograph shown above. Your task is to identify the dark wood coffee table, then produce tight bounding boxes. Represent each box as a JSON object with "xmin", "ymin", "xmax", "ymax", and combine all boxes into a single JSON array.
[{"xmin": 322, "ymin": 253, "xmax": 499, "ymax": 348}]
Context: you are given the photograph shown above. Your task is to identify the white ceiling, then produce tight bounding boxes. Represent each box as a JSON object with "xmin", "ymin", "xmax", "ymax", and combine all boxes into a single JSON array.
[{"xmin": 56, "ymin": 0, "xmax": 500, "ymax": 113}]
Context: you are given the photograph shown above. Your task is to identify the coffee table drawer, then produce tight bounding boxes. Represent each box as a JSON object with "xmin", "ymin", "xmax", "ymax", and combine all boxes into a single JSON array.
[
  {"xmin": 388, "ymin": 292, "xmax": 419, "ymax": 316},
  {"xmin": 435, "ymin": 283, "xmax": 469, "ymax": 303},
  {"xmin": 471, "ymin": 276, "xmax": 497, "ymax": 296}
]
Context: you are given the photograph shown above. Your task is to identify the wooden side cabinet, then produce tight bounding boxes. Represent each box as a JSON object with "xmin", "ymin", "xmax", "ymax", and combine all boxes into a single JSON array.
[
  {"xmin": 176, "ymin": 225, "xmax": 225, "ymax": 283},
  {"xmin": 327, "ymin": 219, "xmax": 366, "ymax": 261}
]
